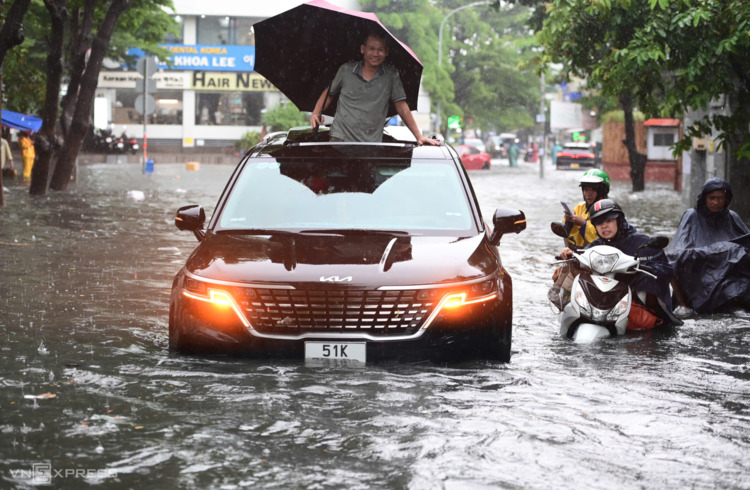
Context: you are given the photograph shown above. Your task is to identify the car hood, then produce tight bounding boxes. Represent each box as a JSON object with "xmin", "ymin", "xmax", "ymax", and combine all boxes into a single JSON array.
[{"xmin": 184, "ymin": 232, "xmax": 499, "ymax": 287}]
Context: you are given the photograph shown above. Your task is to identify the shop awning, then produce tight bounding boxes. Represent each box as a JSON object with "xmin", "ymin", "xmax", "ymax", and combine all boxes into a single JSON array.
[{"xmin": 1, "ymin": 109, "xmax": 43, "ymax": 134}]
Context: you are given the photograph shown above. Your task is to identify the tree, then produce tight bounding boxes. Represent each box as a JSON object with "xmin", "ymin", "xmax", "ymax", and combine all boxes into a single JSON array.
[
  {"xmin": 3, "ymin": 0, "xmax": 176, "ymax": 194},
  {"xmin": 361, "ymin": 0, "xmax": 539, "ymax": 135},
  {"xmin": 0, "ymin": 0, "xmax": 31, "ymax": 207},
  {"xmin": 263, "ymin": 103, "xmax": 308, "ymax": 132},
  {"xmin": 535, "ymin": 0, "xmax": 665, "ymax": 191}
]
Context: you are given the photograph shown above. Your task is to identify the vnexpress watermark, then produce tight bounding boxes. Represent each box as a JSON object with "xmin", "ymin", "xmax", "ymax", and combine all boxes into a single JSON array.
[{"xmin": 9, "ymin": 463, "xmax": 117, "ymax": 484}]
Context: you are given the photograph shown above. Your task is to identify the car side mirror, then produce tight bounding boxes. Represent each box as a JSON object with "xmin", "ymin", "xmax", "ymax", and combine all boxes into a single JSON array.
[
  {"xmin": 175, "ymin": 205, "xmax": 206, "ymax": 241},
  {"xmin": 489, "ymin": 208, "xmax": 526, "ymax": 245}
]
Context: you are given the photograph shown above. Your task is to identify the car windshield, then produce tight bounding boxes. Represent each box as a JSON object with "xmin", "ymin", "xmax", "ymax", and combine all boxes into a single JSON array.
[{"xmin": 217, "ymin": 156, "xmax": 475, "ymax": 233}]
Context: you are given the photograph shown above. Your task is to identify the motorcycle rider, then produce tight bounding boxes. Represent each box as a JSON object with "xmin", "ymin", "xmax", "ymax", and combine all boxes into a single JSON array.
[
  {"xmin": 549, "ymin": 169, "xmax": 611, "ymax": 309},
  {"xmin": 563, "ymin": 169, "xmax": 611, "ymax": 247},
  {"xmin": 558, "ymin": 199, "xmax": 678, "ymax": 329}
]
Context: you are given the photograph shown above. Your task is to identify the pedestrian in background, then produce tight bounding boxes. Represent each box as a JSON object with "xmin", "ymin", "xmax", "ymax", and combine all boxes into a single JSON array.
[
  {"xmin": 552, "ymin": 140, "xmax": 563, "ymax": 167},
  {"xmin": 1, "ymin": 129, "xmax": 15, "ymax": 175},
  {"xmin": 508, "ymin": 142, "xmax": 519, "ymax": 167},
  {"xmin": 18, "ymin": 131, "xmax": 35, "ymax": 181}
]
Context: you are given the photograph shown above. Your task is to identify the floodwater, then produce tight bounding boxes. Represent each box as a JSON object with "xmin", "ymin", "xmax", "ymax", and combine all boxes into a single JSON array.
[{"xmin": 1, "ymin": 159, "xmax": 748, "ymax": 489}]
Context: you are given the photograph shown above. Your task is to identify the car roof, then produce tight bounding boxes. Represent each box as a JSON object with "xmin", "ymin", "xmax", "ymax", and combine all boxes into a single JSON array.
[{"xmin": 250, "ymin": 126, "xmax": 451, "ymax": 160}]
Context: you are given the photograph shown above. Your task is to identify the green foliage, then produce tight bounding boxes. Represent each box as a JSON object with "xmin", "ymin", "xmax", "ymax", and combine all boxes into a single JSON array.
[
  {"xmin": 262, "ymin": 103, "xmax": 308, "ymax": 132},
  {"xmin": 1, "ymin": 0, "xmax": 177, "ymax": 115},
  {"xmin": 360, "ymin": 0, "xmax": 539, "ymax": 134},
  {"xmin": 235, "ymin": 131, "xmax": 260, "ymax": 152}
]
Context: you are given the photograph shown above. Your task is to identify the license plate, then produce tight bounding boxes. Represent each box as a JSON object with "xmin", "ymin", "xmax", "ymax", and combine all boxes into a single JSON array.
[
  {"xmin": 571, "ymin": 163, "xmax": 580, "ymax": 168},
  {"xmin": 305, "ymin": 342, "xmax": 366, "ymax": 363}
]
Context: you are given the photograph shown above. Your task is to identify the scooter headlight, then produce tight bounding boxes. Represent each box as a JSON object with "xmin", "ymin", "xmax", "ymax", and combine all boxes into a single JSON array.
[
  {"xmin": 605, "ymin": 297, "xmax": 629, "ymax": 323},
  {"xmin": 574, "ymin": 288, "xmax": 592, "ymax": 316},
  {"xmin": 589, "ymin": 251, "xmax": 619, "ymax": 274}
]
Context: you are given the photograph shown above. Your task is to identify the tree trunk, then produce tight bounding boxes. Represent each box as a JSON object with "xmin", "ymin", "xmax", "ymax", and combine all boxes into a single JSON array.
[
  {"xmin": 30, "ymin": 0, "xmax": 68, "ymax": 196},
  {"xmin": 619, "ymin": 94, "xmax": 646, "ymax": 192},
  {"xmin": 49, "ymin": 0, "xmax": 131, "ymax": 191},
  {"xmin": 0, "ymin": 0, "xmax": 31, "ymax": 206},
  {"xmin": 59, "ymin": 0, "xmax": 95, "ymax": 135}
]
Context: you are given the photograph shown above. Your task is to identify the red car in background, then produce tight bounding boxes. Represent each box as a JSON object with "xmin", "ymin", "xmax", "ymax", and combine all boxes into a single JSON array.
[{"xmin": 454, "ymin": 144, "xmax": 491, "ymax": 170}]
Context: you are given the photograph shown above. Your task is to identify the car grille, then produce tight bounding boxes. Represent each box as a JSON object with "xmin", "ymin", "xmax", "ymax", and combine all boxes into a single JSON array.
[{"xmin": 236, "ymin": 288, "xmax": 436, "ymax": 337}]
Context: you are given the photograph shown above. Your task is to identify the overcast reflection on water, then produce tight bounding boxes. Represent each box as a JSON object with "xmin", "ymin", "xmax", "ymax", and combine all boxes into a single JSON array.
[{"xmin": 0, "ymin": 161, "xmax": 748, "ymax": 489}]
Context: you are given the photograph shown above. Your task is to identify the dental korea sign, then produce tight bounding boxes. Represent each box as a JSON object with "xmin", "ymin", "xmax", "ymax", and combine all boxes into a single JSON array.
[{"xmin": 129, "ymin": 44, "xmax": 255, "ymax": 72}]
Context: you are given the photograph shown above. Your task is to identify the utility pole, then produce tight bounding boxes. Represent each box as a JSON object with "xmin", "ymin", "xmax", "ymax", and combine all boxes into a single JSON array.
[
  {"xmin": 437, "ymin": 1, "xmax": 497, "ymax": 133},
  {"xmin": 539, "ymin": 72, "xmax": 545, "ymax": 179}
]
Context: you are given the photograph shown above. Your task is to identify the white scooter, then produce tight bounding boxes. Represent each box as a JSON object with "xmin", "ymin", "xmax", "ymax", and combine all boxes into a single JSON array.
[{"xmin": 550, "ymin": 224, "xmax": 674, "ymax": 343}]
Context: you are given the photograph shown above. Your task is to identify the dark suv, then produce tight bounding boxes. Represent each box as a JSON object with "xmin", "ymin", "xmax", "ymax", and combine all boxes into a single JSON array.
[{"xmin": 169, "ymin": 127, "xmax": 526, "ymax": 363}]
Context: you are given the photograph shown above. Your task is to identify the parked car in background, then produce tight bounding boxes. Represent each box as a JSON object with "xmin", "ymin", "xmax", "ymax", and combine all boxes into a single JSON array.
[
  {"xmin": 555, "ymin": 142, "xmax": 599, "ymax": 170},
  {"xmin": 169, "ymin": 126, "xmax": 526, "ymax": 363},
  {"xmin": 454, "ymin": 144, "xmax": 491, "ymax": 170},
  {"xmin": 462, "ymin": 138, "xmax": 487, "ymax": 154}
]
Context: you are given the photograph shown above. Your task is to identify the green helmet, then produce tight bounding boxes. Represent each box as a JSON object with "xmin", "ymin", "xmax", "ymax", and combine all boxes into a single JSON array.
[{"xmin": 579, "ymin": 169, "xmax": 610, "ymax": 196}]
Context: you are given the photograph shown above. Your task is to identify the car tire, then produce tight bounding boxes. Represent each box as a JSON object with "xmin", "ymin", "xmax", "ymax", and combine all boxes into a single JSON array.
[
  {"xmin": 482, "ymin": 162, "xmax": 490, "ymax": 170},
  {"xmin": 483, "ymin": 276, "xmax": 513, "ymax": 362},
  {"xmin": 168, "ymin": 304, "xmax": 190, "ymax": 353}
]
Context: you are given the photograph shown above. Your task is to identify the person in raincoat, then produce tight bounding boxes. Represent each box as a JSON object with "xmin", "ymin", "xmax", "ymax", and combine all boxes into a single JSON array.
[
  {"xmin": 507, "ymin": 142, "xmax": 519, "ymax": 167},
  {"xmin": 667, "ymin": 178, "xmax": 750, "ymax": 315},
  {"xmin": 18, "ymin": 131, "xmax": 35, "ymax": 181},
  {"xmin": 551, "ymin": 140, "xmax": 563, "ymax": 167},
  {"xmin": 309, "ymin": 31, "xmax": 438, "ymax": 146},
  {"xmin": 557, "ymin": 200, "xmax": 680, "ymax": 329}
]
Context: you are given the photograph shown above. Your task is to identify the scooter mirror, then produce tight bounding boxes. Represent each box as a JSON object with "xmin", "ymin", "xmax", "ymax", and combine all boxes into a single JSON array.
[
  {"xmin": 645, "ymin": 235, "xmax": 670, "ymax": 250},
  {"xmin": 550, "ymin": 221, "xmax": 568, "ymax": 238}
]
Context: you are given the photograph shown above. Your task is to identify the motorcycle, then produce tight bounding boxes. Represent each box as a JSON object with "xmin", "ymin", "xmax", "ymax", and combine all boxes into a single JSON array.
[
  {"xmin": 115, "ymin": 130, "xmax": 139, "ymax": 154},
  {"xmin": 550, "ymin": 223, "xmax": 679, "ymax": 343}
]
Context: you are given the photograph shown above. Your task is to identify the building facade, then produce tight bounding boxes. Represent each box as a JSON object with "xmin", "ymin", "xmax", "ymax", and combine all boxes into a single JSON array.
[{"xmin": 95, "ymin": 0, "xmax": 431, "ymax": 152}]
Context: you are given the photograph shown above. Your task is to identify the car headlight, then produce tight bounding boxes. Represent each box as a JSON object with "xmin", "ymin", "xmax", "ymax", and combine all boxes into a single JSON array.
[{"xmin": 589, "ymin": 251, "xmax": 619, "ymax": 274}]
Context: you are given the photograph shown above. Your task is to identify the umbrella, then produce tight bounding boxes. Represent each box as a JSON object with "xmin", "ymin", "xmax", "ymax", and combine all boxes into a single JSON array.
[
  {"xmin": 1, "ymin": 109, "xmax": 43, "ymax": 134},
  {"xmin": 254, "ymin": 0, "xmax": 422, "ymax": 118}
]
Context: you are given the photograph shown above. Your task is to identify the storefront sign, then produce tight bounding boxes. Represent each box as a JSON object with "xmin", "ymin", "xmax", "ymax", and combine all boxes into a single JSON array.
[
  {"xmin": 191, "ymin": 72, "xmax": 276, "ymax": 92},
  {"xmin": 99, "ymin": 72, "xmax": 191, "ymax": 89},
  {"xmin": 128, "ymin": 45, "xmax": 255, "ymax": 72}
]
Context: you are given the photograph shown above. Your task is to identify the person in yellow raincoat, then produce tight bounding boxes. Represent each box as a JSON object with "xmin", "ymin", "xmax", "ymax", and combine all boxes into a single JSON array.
[
  {"xmin": 18, "ymin": 131, "xmax": 36, "ymax": 181},
  {"xmin": 562, "ymin": 169, "xmax": 611, "ymax": 248}
]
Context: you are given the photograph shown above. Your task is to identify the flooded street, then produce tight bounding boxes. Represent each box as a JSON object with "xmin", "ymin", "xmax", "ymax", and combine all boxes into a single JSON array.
[{"xmin": 1, "ymin": 159, "xmax": 748, "ymax": 489}]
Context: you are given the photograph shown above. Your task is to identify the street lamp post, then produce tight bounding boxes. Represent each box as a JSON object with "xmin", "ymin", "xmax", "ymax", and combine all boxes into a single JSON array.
[{"xmin": 436, "ymin": 1, "xmax": 490, "ymax": 133}]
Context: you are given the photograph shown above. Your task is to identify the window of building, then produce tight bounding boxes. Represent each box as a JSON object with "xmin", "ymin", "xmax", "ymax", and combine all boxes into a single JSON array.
[
  {"xmin": 114, "ymin": 89, "xmax": 183, "ymax": 125},
  {"xmin": 197, "ymin": 16, "xmax": 257, "ymax": 45},
  {"xmin": 653, "ymin": 132, "xmax": 675, "ymax": 147},
  {"xmin": 195, "ymin": 92, "xmax": 264, "ymax": 126}
]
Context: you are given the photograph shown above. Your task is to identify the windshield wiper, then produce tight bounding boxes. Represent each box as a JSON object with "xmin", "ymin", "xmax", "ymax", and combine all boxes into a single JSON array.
[
  {"xmin": 302, "ymin": 228, "xmax": 410, "ymax": 237},
  {"xmin": 217, "ymin": 229, "xmax": 301, "ymax": 236}
]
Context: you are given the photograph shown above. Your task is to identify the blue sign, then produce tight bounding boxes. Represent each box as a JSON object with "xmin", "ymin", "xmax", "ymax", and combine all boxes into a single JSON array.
[{"xmin": 128, "ymin": 44, "xmax": 255, "ymax": 72}]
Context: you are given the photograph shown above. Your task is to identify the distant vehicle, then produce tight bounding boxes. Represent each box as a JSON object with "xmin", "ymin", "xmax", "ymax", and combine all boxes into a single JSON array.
[
  {"xmin": 461, "ymin": 138, "xmax": 487, "ymax": 154},
  {"xmin": 454, "ymin": 144, "xmax": 491, "ymax": 170},
  {"xmin": 487, "ymin": 136, "xmax": 507, "ymax": 158},
  {"xmin": 555, "ymin": 142, "xmax": 598, "ymax": 170}
]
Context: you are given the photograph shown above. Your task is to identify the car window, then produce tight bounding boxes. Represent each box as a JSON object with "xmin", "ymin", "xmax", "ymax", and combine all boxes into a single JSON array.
[{"xmin": 217, "ymin": 158, "xmax": 475, "ymax": 233}]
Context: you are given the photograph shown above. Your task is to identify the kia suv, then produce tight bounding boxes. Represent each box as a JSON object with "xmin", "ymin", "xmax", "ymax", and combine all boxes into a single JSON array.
[{"xmin": 169, "ymin": 127, "xmax": 526, "ymax": 363}]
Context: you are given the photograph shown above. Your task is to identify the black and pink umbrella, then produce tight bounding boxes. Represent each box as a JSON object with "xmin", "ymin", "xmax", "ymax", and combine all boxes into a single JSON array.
[{"xmin": 253, "ymin": 0, "xmax": 423, "ymax": 118}]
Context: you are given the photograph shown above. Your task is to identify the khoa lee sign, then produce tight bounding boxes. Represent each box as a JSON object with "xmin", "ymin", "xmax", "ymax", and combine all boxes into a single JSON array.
[{"xmin": 128, "ymin": 44, "xmax": 255, "ymax": 72}]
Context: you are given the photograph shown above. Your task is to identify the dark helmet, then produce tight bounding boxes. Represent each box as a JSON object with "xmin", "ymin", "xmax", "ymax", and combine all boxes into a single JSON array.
[
  {"xmin": 579, "ymin": 169, "xmax": 610, "ymax": 199},
  {"xmin": 589, "ymin": 199, "xmax": 624, "ymax": 226}
]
